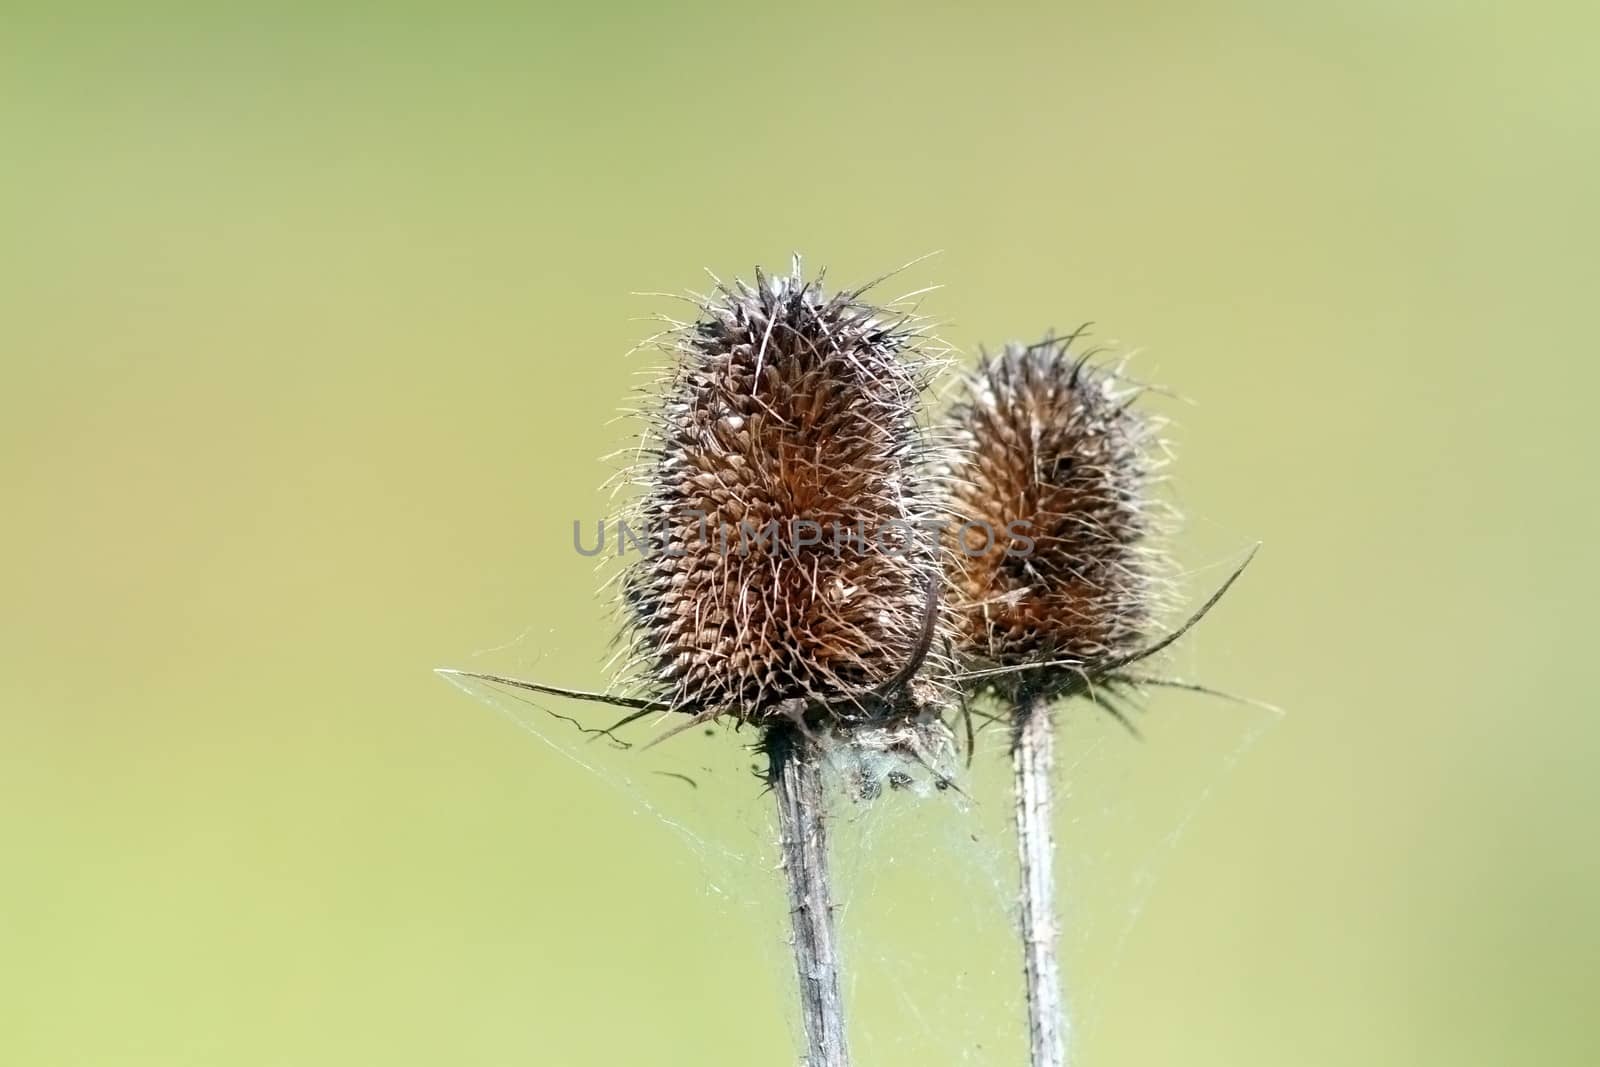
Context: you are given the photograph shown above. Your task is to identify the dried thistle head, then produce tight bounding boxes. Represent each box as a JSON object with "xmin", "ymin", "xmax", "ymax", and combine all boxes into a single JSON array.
[
  {"xmin": 621, "ymin": 261, "xmax": 950, "ymax": 730},
  {"xmin": 939, "ymin": 334, "xmax": 1168, "ymax": 702}
]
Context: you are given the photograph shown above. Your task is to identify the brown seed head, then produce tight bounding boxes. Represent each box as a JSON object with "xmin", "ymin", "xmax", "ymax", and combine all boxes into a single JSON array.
[
  {"xmin": 622, "ymin": 262, "xmax": 947, "ymax": 727},
  {"xmin": 939, "ymin": 335, "xmax": 1167, "ymax": 701}
]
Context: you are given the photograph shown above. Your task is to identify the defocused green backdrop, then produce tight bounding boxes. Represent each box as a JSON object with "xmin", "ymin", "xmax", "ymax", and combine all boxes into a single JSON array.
[{"xmin": 4, "ymin": 3, "xmax": 1597, "ymax": 1065}]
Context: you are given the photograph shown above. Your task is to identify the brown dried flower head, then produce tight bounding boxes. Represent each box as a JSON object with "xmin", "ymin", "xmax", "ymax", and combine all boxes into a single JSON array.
[
  {"xmin": 621, "ymin": 262, "xmax": 948, "ymax": 728},
  {"xmin": 939, "ymin": 334, "xmax": 1167, "ymax": 701}
]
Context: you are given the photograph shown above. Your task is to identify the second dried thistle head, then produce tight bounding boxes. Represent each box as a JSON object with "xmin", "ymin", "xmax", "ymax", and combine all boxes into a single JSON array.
[{"xmin": 938, "ymin": 334, "xmax": 1172, "ymax": 704}]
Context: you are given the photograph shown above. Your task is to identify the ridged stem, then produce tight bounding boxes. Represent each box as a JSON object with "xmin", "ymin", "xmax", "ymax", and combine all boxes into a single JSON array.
[
  {"xmin": 768, "ymin": 727, "xmax": 851, "ymax": 1067},
  {"xmin": 1014, "ymin": 696, "xmax": 1067, "ymax": 1067}
]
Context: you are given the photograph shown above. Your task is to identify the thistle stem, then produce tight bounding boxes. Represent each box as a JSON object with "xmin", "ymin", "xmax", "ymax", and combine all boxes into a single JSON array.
[
  {"xmin": 1014, "ymin": 696, "xmax": 1067, "ymax": 1067},
  {"xmin": 767, "ymin": 727, "xmax": 851, "ymax": 1067}
]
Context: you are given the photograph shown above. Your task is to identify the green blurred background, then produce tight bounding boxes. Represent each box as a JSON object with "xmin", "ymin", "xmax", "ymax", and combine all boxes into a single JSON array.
[{"xmin": 4, "ymin": 2, "xmax": 1597, "ymax": 1064}]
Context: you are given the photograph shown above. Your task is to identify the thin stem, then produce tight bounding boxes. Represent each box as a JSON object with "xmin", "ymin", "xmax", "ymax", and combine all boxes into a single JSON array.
[
  {"xmin": 767, "ymin": 727, "xmax": 851, "ymax": 1067},
  {"xmin": 1014, "ymin": 696, "xmax": 1066, "ymax": 1067}
]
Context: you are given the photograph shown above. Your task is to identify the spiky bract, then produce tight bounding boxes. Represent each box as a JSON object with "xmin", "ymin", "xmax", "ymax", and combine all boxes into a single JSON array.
[
  {"xmin": 939, "ymin": 336, "xmax": 1165, "ymax": 701},
  {"xmin": 623, "ymin": 264, "xmax": 945, "ymax": 726}
]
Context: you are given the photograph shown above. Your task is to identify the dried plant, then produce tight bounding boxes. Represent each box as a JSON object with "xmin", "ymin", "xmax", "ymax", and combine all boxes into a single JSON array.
[
  {"xmin": 938, "ymin": 334, "xmax": 1254, "ymax": 1067},
  {"xmin": 447, "ymin": 260, "xmax": 953, "ymax": 1067},
  {"xmin": 442, "ymin": 278, "xmax": 1258, "ymax": 1067},
  {"xmin": 621, "ymin": 263, "xmax": 953, "ymax": 1066}
]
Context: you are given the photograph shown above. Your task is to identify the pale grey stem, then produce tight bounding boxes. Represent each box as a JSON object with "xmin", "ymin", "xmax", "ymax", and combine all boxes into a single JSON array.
[
  {"xmin": 1014, "ymin": 696, "xmax": 1067, "ymax": 1067},
  {"xmin": 768, "ymin": 727, "xmax": 851, "ymax": 1067}
]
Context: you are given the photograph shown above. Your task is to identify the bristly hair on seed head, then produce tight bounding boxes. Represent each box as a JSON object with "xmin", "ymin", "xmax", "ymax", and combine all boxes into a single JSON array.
[
  {"xmin": 938, "ymin": 331, "xmax": 1174, "ymax": 705},
  {"xmin": 618, "ymin": 258, "xmax": 953, "ymax": 731}
]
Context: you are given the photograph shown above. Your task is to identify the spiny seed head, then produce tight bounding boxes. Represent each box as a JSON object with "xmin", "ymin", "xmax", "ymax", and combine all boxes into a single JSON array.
[
  {"xmin": 621, "ymin": 261, "xmax": 948, "ymax": 727},
  {"xmin": 939, "ymin": 334, "xmax": 1168, "ymax": 701}
]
